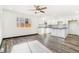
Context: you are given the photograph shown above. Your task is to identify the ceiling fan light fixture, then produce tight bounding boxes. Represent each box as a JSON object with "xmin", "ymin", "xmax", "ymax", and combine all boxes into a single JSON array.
[{"xmin": 33, "ymin": 5, "xmax": 47, "ymax": 14}]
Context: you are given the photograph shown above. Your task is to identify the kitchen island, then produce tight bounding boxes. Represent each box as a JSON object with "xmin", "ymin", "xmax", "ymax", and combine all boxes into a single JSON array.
[{"xmin": 38, "ymin": 24, "xmax": 68, "ymax": 38}]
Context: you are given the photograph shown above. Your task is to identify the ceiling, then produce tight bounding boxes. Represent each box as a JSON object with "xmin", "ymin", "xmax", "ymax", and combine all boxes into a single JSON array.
[{"xmin": 2, "ymin": 5, "xmax": 79, "ymax": 18}]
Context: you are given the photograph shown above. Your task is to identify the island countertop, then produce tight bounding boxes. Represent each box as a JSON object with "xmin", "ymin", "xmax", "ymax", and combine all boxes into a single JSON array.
[{"xmin": 38, "ymin": 24, "xmax": 68, "ymax": 29}]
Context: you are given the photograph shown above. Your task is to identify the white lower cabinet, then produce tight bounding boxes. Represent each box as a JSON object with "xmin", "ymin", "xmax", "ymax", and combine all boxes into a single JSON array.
[
  {"xmin": 50, "ymin": 28, "xmax": 68, "ymax": 38},
  {"xmin": 38, "ymin": 27, "xmax": 68, "ymax": 38}
]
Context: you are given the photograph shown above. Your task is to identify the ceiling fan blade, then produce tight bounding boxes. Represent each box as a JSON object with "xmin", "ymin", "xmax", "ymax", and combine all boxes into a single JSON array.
[
  {"xmin": 40, "ymin": 11, "xmax": 45, "ymax": 13},
  {"xmin": 34, "ymin": 5, "xmax": 40, "ymax": 8},
  {"xmin": 40, "ymin": 7, "xmax": 47, "ymax": 10}
]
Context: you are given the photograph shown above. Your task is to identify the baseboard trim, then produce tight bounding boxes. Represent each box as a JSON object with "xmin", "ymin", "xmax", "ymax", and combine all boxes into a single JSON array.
[
  {"xmin": 68, "ymin": 34, "xmax": 79, "ymax": 37},
  {"xmin": 3, "ymin": 33, "xmax": 38, "ymax": 39}
]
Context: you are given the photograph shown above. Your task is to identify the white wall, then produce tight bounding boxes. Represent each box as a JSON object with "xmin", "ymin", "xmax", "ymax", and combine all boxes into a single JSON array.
[
  {"xmin": 2, "ymin": 9, "xmax": 38, "ymax": 38},
  {"xmin": 1, "ymin": 7, "xmax": 79, "ymax": 38},
  {"xmin": 0, "ymin": 9, "xmax": 2, "ymax": 35},
  {"xmin": 0, "ymin": 7, "xmax": 3, "ymax": 45},
  {"xmin": 38, "ymin": 16, "xmax": 69, "ymax": 25}
]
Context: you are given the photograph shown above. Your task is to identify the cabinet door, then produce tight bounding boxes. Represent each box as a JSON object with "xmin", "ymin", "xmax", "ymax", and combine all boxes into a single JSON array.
[
  {"xmin": 50, "ymin": 29, "xmax": 56, "ymax": 36},
  {"xmin": 69, "ymin": 21, "xmax": 79, "ymax": 35},
  {"xmin": 50, "ymin": 29, "xmax": 67, "ymax": 38}
]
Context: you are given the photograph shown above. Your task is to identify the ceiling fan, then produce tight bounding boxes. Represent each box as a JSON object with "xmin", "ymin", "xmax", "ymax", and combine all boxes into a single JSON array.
[{"xmin": 32, "ymin": 5, "xmax": 47, "ymax": 14}]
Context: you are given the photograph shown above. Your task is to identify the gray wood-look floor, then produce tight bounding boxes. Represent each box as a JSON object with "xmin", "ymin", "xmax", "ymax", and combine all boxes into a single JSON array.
[{"xmin": 1, "ymin": 34, "xmax": 79, "ymax": 53}]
